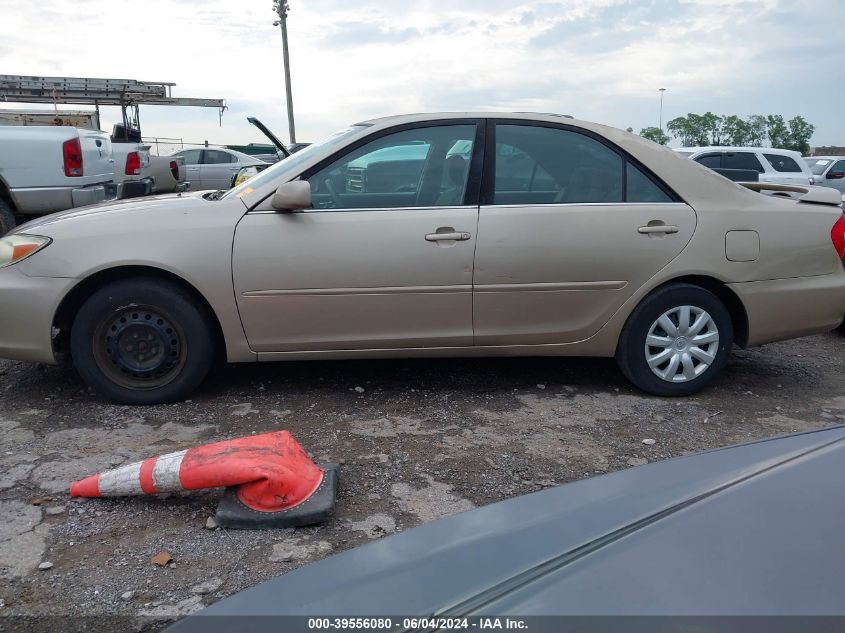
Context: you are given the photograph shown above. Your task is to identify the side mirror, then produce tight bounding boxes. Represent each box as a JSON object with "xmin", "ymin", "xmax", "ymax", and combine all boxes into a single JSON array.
[
  {"xmin": 271, "ymin": 181, "xmax": 312, "ymax": 211},
  {"xmin": 827, "ymin": 171, "xmax": 845, "ymax": 180}
]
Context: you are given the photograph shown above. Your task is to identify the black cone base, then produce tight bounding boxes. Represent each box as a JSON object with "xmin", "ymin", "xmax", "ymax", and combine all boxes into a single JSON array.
[{"xmin": 215, "ymin": 464, "xmax": 339, "ymax": 530}]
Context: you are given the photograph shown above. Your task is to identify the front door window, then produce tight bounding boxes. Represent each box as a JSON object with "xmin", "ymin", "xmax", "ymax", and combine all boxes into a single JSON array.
[{"xmin": 306, "ymin": 125, "xmax": 477, "ymax": 210}]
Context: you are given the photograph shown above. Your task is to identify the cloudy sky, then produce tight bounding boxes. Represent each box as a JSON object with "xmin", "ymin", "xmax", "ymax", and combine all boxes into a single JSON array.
[{"xmin": 1, "ymin": 0, "xmax": 842, "ymax": 152}]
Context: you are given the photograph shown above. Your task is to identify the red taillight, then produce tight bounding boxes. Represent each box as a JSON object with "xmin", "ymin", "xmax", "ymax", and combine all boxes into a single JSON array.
[
  {"xmin": 62, "ymin": 138, "xmax": 83, "ymax": 177},
  {"xmin": 125, "ymin": 152, "xmax": 141, "ymax": 176},
  {"xmin": 831, "ymin": 214, "xmax": 845, "ymax": 261},
  {"xmin": 169, "ymin": 160, "xmax": 179, "ymax": 181}
]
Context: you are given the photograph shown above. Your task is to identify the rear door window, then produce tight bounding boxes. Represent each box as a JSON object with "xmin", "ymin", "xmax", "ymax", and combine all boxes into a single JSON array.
[
  {"xmin": 177, "ymin": 149, "xmax": 202, "ymax": 165},
  {"xmin": 202, "ymin": 150, "xmax": 236, "ymax": 165},
  {"xmin": 723, "ymin": 152, "xmax": 763, "ymax": 172},
  {"xmin": 626, "ymin": 163, "xmax": 672, "ymax": 203},
  {"xmin": 764, "ymin": 154, "xmax": 802, "ymax": 173},
  {"xmin": 493, "ymin": 124, "xmax": 624, "ymax": 205},
  {"xmin": 694, "ymin": 153, "xmax": 722, "ymax": 169}
]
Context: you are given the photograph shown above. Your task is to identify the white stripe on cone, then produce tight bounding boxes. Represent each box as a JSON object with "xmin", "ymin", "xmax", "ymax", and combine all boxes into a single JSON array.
[
  {"xmin": 98, "ymin": 462, "xmax": 145, "ymax": 496},
  {"xmin": 152, "ymin": 450, "xmax": 187, "ymax": 491}
]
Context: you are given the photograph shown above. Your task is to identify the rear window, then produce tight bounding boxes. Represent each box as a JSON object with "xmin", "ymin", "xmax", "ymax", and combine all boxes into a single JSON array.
[{"xmin": 764, "ymin": 154, "xmax": 802, "ymax": 173}]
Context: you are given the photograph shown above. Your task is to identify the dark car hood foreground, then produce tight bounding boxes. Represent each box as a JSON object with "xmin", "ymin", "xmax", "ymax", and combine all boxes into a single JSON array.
[{"xmin": 168, "ymin": 426, "xmax": 845, "ymax": 630}]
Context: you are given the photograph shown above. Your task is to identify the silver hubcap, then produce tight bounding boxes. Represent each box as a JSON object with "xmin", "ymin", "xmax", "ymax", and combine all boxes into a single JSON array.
[{"xmin": 645, "ymin": 305, "xmax": 720, "ymax": 383}]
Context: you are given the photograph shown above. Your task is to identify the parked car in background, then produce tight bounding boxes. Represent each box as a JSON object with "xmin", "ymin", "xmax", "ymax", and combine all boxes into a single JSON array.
[
  {"xmin": 170, "ymin": 147, "xmax": 267, "ymax": 191},
  {"xmin": 1, "ymin": 113, "xmax": 843, "ymax": 405},
  {"xmin": 150, "ymin": 155, "xmax": 189, "ymax": 194},
  {"xmin": 228, "ymin": 118, "xmax": 291, "ymax": 186},
  {"xmin": 230, "ymin": 117, "xmax": 312, "ymax": 187},
  {"xmin": 0, "ymin": 125, "xmax": 116, "ymax": 235},
  {"xmin": 676, "ymin": 146, "xmax": 814, "ymax": 186},
  {"xmin": 805, "ymin": 156, "xmax": 845, "ymax": 194},
  {"xmin": 167, "ymin": 425, "xmax": 845, "ymax": 630}
]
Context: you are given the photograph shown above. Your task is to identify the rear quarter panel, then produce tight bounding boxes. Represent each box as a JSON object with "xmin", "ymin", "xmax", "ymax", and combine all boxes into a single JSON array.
[{"xmin": 555, "ymin": 128, "xmax": 845, "ymax": 353}]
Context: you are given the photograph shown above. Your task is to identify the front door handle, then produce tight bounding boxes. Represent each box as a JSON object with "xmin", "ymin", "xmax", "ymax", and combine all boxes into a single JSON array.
[
  {"xmin": 638, "ymin": 224, "xmax": 679, "ymax": 235},
  {"xmin": 425, "ymin": 231, "xmax": 471, "ymax": 242}
]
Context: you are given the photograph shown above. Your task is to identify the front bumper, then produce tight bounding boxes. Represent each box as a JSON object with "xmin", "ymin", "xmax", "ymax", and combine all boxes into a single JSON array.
[
  {"xmin": 0, "ymin": 266, "xmax": 76, "ymax": 364},
  {"xmin": 731, "ymin": 272, "xmax": 845, "ymax": 347}
]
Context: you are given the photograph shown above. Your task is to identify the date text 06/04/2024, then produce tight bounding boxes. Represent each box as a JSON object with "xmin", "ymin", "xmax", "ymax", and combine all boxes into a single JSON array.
[{"xmin": 306, "ymin": 617, "xmax": 529, "ymax": 630}]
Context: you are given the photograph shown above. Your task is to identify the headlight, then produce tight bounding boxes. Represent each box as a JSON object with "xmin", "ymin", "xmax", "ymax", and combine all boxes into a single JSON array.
[{"xmin": 0, "ymin": 235, "xmax": 51, "ymax": 268}]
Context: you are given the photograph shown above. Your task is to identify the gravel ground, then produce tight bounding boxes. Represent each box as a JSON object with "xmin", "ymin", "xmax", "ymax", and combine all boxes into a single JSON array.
[{"xmin": 1, "ymin": 332, "xmax": 844, "ymax": 630}]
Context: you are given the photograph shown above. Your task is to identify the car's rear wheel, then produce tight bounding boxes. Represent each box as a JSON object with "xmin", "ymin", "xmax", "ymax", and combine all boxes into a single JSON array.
[
  {"xmin": 70, "ymin": 278, "xmax": 215, "ymax": 405},
  {"xmin": 0, "ymin": 199, "xmax": 16, "ymax": 236},
  {"xmin": 616, "ymin": 283, "xmax": 733, "ymax": 396}
]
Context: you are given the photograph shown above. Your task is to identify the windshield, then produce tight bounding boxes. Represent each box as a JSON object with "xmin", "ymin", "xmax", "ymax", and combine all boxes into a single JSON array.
[
  {"xmin": 223, "ymin": 125, "xmax": 369, "ymax": 200},
  {"xmin": 805, "ymin": 158, "xmax": 832, "ymax": 176}
]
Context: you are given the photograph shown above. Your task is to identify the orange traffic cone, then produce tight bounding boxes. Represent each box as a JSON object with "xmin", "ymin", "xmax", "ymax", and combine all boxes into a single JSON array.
[{"xmin": 70, "ymin": 431, "xmax": 338, "ymax": 529}]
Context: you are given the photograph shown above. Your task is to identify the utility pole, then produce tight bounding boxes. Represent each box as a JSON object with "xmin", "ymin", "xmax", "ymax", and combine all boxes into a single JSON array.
[
  {"xmin": 658, "ymin": 87, "xmax": 666, "ymax": 132},
  {"xmin": 273, "ymin": 0, "xmax": 297, "ymax": 143}
]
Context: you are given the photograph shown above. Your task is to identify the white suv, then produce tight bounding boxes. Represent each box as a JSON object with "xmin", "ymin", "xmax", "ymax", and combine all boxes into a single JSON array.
[{"xmin": 675, "ymin": 146, "xmax": 814, "ymax": 186}]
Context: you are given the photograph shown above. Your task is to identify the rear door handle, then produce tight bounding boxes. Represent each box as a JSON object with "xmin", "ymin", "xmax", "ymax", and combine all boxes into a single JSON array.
[
  {"xmin": 425, "ymin": 231, "xmax": 471, "ymax": 242},
  {"xmin": 638, "ymin": 224, "xmax": 679, "ymax": 235}
]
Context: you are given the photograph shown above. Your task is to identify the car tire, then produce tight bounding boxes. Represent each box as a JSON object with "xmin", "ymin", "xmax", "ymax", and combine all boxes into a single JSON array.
[
  {"xmin": 616, "ymin": 283, "xmax": 733, "ymax": 397},
  {"xmin": 70, "ymin": 278, "xmax": 215, "ymax": 405},
  {"xmin": 0, "ymin": 199, "xmax": 16, "ymax": 236}
]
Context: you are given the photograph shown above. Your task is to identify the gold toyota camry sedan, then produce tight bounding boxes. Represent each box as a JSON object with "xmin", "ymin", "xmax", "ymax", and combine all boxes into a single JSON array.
[{"xmin": 2, "ymin": 113, "xmax": 844, "ymax": 404}]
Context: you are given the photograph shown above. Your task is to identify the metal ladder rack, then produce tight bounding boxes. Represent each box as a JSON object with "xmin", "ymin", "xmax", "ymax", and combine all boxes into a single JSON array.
[{"xmin": 0, "ymin": 75, "xmax": 227, "ymax": 132}]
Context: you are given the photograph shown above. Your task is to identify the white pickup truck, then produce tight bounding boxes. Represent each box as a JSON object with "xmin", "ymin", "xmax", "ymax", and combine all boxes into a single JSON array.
[
  {"xmin": 0, "ymin": 126, "xmax": 117, "ymax": 234},
  {"xmin": 111, "ymin": 142, "xmax": 155, "ymax": 199}
]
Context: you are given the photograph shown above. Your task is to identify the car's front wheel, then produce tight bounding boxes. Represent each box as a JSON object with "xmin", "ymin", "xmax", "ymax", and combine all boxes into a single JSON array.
[
  {"xmin": 70, "ymin": 278, "xmax": 215, "ymax": 405},
  {"xmin": 616, "ymin": 283, "xmax": 733, "ymax": 397}
]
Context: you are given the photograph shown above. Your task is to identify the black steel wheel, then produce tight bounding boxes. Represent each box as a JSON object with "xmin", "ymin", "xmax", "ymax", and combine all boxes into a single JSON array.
[{"xmin": 71, "ymin": 278, "xmax": 215, "ymax": 405}]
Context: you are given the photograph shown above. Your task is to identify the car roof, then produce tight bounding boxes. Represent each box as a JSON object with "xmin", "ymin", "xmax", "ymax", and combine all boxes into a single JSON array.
[
  {"xmin": 682, "ymin": 146, "xmax": 804, "ymax": 157},
  {"xmin": 807, "ymin": 155, "xmax": 845, "ymax": 160},
  {"xmin": 354, "ymin": 111, "xmax": 576, "ymax": 126}
]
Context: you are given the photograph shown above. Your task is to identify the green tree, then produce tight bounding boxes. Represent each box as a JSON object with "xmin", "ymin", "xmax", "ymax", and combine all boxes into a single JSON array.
[
  {"xmin": 784, "ymin": 116, "xmax": 814, "ymax": 155},
  {"xmin": 667, "ymin": 116, "xmax": 692, "ymax": 146},
  {"xmin": 700, "ymin": 112, "xmax": 725, "ymax": 145},
  {"xmin": 685, "ymin": 113, "xmax": 711, "ymax": 146},
  {"xmin": 746, "ymin": 115, "xmax": 767, "ymax": 147},
  {"xmin": 667, "ymin": 112, "xmax": 815, "ymax": 151},
  {"xmin": 640, "ymin": 127, "xmax": 670, "ymax": 145},
  {"xmin": 766, "ymin": 115, "xmax": 789, "ymax": 149},
  {"xmin": 722, "ymin": 115, "xmax": 751, "ymax": 146},
  {"xmin": 667, "ymin": 114, "xmax": 709, "ymax": 147}
]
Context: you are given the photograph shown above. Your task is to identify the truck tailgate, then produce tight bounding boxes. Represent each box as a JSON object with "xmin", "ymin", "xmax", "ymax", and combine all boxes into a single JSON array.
[{"xmin": 79, "ymin": 129, "xmax": 114, "ymax": 183}]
